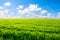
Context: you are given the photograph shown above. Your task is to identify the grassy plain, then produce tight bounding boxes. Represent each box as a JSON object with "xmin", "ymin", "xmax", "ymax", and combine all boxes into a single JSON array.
[{"xmin": 0, "ymin": 18, "xmax": 60, "ymax": 40}]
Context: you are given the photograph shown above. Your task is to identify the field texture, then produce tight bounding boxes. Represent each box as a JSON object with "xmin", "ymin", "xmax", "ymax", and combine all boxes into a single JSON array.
[{"xmin": 0, "ymin": 19, "xmax": 60, "ymax": 40}]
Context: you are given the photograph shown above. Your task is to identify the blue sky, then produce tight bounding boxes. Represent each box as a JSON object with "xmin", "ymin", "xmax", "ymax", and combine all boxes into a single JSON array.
[{"xmin": 0, "ymin": 0, "xmax": 60, "ymax": 18}]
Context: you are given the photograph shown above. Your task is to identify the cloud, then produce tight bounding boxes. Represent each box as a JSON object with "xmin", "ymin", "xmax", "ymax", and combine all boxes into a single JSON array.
[
  {"xmin": 0, "ymin": 11, "xmax": 5, "ymax": 15},
  {"xmin": 57, "ymin": 12, "xmax": 60, "ymax": 14},
  {"xmin": 0, "ymin": 4, "xmax": 58, "ymax": 18},
  {"xmin": 47, "ymin": 13, "xmax": 52, "ymax": 17},
  {"xmin": 40, "ymin": 10, "xmax": 47, "ymax": 14},
  {"xmin": 28, "ymin": 4, "xmax": 39, "ymax": 11},
  {"xmin": 17, "ymin": 5, "xmax": 23, "ymax": 10},
  {"xmin": 17, "ymin": 4, "xmax": 48, "ymax": 18},
  {"xmin": 0, "ymin": 6, "xmax": 4, "ymax": 9},
  {"xmin": 57, "ymin": 12, "xmax": 60, "ymax": 18},
  {"xmin": 0, "ymin": 4, "xmax": 48, "ymax": 18},
  {"xmin": 26, "ymin": 4, "xmax": 42, "ymax": 11},
  {"xmin": 0, "ymin": 9, "xmax": 14, "ymax": 18},
  {"xmin": 4, "ymin": 2, "xmax": 11, "ymax": 6},
  {"xmin": 17, "ymin": 4, "xmax": 42, "ymax": 14}
]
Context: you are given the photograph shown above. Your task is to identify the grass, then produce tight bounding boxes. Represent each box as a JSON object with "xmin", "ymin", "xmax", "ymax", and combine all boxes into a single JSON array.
[{"xmin": 0, "ymin": 18, "xmax": 60, "ymax": 40}]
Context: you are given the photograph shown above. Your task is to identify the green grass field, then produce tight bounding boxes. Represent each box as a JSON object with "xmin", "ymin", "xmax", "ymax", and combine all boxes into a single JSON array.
[{"xmin": 0, "ymin": 19, "xmax": 60, "ymax": 40}]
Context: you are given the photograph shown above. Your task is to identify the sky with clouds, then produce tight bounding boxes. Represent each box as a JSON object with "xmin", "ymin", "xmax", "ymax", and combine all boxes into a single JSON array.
[{"xmin": 0, "ymin": 0, "xmax": 60, "ymax": 18}]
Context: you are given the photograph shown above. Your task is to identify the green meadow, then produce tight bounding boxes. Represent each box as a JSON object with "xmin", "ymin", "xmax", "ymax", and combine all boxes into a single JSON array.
[{"xmin": 0, "ymin": 18, "xmax": 60, "ymax": 40}]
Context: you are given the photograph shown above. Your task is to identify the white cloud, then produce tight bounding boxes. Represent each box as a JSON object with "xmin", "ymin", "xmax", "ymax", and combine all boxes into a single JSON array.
[
  {"xmin": 0, "ymin": 6, "xmax": 4, "ymax": 9},
  {"xmin": 18, "ymin": 10, "xmax": 24, "ymax": 14},
  {"xmin": 57, "ymin": 12, "xmax": 60, "ymax": 18},
  {"xmin": 0, "ymin": 4, "xmax": 57, "ymax": 18},
  {"xmin": 17, "ymin": 5, "xmax": 23, "ymax": 10},
  {"xmin": 0, "ymin": 4, "xmax": 49, "ymax": 18},
  {"xmin": 57, "ymin": 12, "xmax": 60, "ymax": 15},
  {"xmin": 17, "ymin": 4, "xmax": 48, "ymax": 18},
  {"xmin": 41, "ymin": 10, "xmax": 47, "ymax": 14},
  {"xmin": 28, "ymin": 4, "xmax": 42, "ymax": 11},
  {"xmin": 47, "ymin": 13, "xmax": 52, "ymax": 17},
  {"xmin": 17, "ymin": 4, "xmax": 42, "ymax": 14},
  {"xmin": 28, "ymin": 4, "xmax": 38, "ymax": 11},
  {"xmin": 0, "ymin": 9, "xmax": 11, "ymax": 18},
  {"xmin": 0, "ymin": 11, "xmax": 5, "ymax": 15},
  {"xmin": 4, "ymin": 2, "xmax": 11, "ymax": 6},
  {"xmin": 4, "ymin": 9, "xmax": 10, "ymax": 14},
  {"xmin": 18, "ymin": 5, "xmax": 23, "ymax": 9}
]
